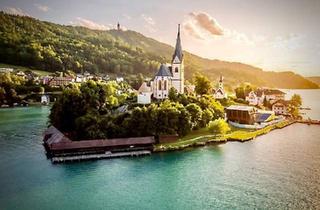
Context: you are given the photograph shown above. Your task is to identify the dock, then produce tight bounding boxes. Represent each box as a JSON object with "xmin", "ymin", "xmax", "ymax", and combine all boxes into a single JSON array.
[
  {"xmin": 52, "ymin": 150, "xmax": 151, "ymax": 163},
  {"xmin": 297, "ymin": 119, "xmax": 320, "ymax": 125}
]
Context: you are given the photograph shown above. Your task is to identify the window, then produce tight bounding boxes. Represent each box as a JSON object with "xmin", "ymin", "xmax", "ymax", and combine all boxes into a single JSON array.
[
  {"xmin": 158, "ymin": 81, "xmax": 162, "ymax": 90},
  {"xmin": 175, "ymin": 67, "xmax": 179, "ymax": 73},
  {"xmin": 164, "ymin": 80, "xmax": 167, "ymax": 90}
]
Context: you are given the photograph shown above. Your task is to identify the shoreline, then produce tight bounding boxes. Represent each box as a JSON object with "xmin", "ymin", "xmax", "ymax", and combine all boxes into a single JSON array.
[{"xmin": 154, "ymin": 119, "xmax": 299, "ymax": 152}]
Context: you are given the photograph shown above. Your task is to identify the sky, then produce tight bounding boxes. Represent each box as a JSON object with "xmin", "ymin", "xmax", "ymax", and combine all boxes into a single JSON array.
[{"xmin": 1, "ymin": 0, "xmax": 320, "ymax": 76}]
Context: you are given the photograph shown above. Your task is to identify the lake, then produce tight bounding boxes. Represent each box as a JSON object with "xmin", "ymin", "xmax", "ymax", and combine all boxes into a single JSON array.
[{"xmin": 0, "ymin": 90, "xmax": 319, "ymax": 209}]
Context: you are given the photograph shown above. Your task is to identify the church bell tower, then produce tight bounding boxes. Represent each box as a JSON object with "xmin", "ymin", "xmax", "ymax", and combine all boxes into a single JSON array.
[{"xmin": 171, "ymin": 24, "xmax": 184, "ymax": 94}]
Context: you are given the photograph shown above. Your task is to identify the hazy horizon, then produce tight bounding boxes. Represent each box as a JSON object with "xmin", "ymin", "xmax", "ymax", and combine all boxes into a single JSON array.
[{"xmin": 1, "ymin": 0, "xmax": 320, "ymax": 77}]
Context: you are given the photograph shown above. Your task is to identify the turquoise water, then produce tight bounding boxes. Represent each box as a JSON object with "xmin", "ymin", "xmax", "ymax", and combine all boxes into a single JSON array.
[{"xmin": 0, "ymin": 90, "xmax": 320, "ymax": 209}]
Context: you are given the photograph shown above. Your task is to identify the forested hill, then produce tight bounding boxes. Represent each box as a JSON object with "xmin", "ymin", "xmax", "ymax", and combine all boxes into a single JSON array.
[
  {"xmin": 307, "ymin": 77, "xmax": 320, "ymax": 86},
  {"xmin": 0, "ymin": 12, "xmax": 318, "ymax": 89}
]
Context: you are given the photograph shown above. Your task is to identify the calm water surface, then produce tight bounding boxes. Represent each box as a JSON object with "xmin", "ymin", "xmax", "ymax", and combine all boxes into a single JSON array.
[{"xmin": 0, "ymin": 90, "xmax": 319, "ymax": 210}]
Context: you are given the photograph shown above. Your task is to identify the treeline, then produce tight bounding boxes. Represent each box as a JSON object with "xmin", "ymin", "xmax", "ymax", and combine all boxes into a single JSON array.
[
  {"xmin": 0, "ymin": 12, "xmax": 164, "ymax": 75},
  {"xmin": 49, "ymin": 81, "xmax": 225, "ymax": 140},
  {"xmin": 0, "ymin": 72, "xmax": 60, "ymax": 106}
]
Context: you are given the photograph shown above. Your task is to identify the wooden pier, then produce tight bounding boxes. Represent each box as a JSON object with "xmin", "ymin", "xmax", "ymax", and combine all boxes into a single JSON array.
[{"xmin": 51, "ymin": 150, "xmax": 151, "ymax": 163}]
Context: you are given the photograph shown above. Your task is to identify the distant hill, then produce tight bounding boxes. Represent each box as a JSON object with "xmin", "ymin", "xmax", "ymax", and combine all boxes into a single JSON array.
[
  {"xmin": 0, "ymin": 12, "xmax": 318, "ymax": 89},
  {"xmin": 307, "ymin": 77, "xmax": 320, "ymax": 86}
]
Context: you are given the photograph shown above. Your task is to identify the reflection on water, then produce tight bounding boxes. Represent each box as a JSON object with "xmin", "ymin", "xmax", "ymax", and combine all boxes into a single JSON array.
[{"xmin": 0, "ymin": 90, "xmax": 319, "ymax": 209}]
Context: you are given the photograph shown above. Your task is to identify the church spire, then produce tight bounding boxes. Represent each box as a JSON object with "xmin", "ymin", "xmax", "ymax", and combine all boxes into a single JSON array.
[{"xmin": 172, "ymin": 24, "xmax": 183, "ymax": 63}]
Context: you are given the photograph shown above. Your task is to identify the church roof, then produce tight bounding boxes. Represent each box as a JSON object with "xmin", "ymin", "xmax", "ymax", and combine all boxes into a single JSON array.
[
  {"xmin": 155, "ymin": 64, "xmax": 172, "ymax": 77},
  {"xmin": 172, "ymin": 24, "xmax": 183, "ymax": 63}
]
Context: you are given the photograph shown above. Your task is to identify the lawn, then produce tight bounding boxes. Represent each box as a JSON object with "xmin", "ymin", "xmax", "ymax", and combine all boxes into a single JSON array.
[{"xmin": 154, "ymin": 120, "xmax": 294, "ymax": 152}]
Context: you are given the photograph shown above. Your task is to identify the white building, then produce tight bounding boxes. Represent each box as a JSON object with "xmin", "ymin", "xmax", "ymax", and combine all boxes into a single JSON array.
[
  {"xmin": 152, "ymin": 24, "xmax": 184, "ymax": 100},
  {"xmin": 272, "ymin": 100, "xmax": 289, "ymax": 115},
  {"xmin": 75, "ymin": 74, "xmax": 86, "ymax": 83},
  {"xmin": 246, "ymin": 90, "xmax": 265, "ymax": 106},
  {"xmin": 137, "ymin": 82, "xmax": 152, "ymax": 104},
  {"xmin": 116, "ymin": 77, "xmax": 124, "ymax": 83},
  {"xmin": 245, "ymin": 89, "xmax": 286, "ymax": 106},
  {"xmin": 41, "ymin": 95, "xmax": 50, "ymax": 105},
  {"xmin": 263, "ymin": 89, "xmax": 286, "ymax": 104},
  {"xmin": 136, "ymin": 25, "xmax": 184, "ymax": 102},
  {"xmin": 151, "ymin": 64, "xmax": 172, "ymax": 99},
  {"xmin": 214, "ymin": 76, "xmax": 227, "ymax": 99}
]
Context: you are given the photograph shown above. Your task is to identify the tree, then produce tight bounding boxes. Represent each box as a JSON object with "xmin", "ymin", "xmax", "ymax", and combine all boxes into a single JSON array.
[
  {"xmin": 208, "ymin": 119, "xmax": 230, "ymax": 135},
  {"xmin": 200, "ymin": 108, "xmax": 214, "ymax": 127},
  {"xmin": 234, "ymin": 83, "xmax": 256, "ymax": 99},
  {"xmin": 194, "ymin": 73, "xmax": 212, "ymax": 95},
  {"xmin": 290, "ymin": 94, "xmax": 302, "ymax": 107},
  {"xmin": 168, "ymin": 87, "xmax": 178, "ymax": 101},
  {"xmin": 186, "ymin": 103, "xmax": 202, "ymax": 129}
]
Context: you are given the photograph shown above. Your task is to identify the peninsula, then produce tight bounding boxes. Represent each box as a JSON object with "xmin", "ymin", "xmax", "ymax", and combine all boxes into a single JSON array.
[{"xmin": 43, "ymin": 25, "xmax": 306, "ymax": 163}]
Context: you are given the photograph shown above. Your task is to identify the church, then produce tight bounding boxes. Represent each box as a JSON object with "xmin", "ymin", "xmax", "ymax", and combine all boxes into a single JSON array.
[{"xmin": 138, "ymin": 25, "xmax": 184, "ymax": 103}]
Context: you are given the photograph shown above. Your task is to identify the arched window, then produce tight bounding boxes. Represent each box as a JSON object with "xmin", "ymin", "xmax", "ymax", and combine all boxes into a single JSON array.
[
  {"xmin": 164, "ymin": 80, "xmax": 167, "ymax": 90},
  {"xmin": 175, "ymin": 67, "xmax": 179, "ymax": 73},
  {"xmin": 158, "ymin": 81, "xmax": 162, "ymax": 90}
]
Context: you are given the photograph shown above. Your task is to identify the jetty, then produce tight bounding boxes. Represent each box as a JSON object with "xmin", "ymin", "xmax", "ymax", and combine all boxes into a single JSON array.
[
  {"xmin": 43, "ymin": 126, "xmax": 155, "ymax": 163},
  {"xmin": 52, "ymin": 150, "xmax": 151, "ymax": 163},
  {"xmin": 297, "ymin": 119, "xmax": 320, "ymax": 125}
]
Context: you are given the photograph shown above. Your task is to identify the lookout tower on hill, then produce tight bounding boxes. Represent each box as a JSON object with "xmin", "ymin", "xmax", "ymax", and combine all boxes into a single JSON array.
[{"xmin": 117, "ymin": 22, "xmax": 120, "ymax": 30}]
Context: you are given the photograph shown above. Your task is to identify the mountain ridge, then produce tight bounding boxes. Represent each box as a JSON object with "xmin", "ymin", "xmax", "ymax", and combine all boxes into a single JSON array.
[{"xmin": 0, "ymin": 12, "xmax": 318, "ymax": 89}]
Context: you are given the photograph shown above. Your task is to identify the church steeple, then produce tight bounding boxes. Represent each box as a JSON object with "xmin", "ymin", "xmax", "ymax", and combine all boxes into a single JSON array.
[{"xmin": 172, "ymin": 24, "xmax": 183, "ymax": 63}]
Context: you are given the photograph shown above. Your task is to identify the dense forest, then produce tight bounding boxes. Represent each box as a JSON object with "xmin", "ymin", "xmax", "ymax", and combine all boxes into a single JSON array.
[{"xmin": 0, "ymin": 12, "xmax": 318, "ymax": 89}]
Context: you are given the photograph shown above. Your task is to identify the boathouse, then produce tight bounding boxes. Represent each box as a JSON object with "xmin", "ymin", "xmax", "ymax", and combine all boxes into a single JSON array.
[
  {"xmin": 44, "ymin": 126, "xmax": 155, "ymax": 160},
  {"xmin": 226, "ymin": 105, "xmax": 258, "ymax": 125}
]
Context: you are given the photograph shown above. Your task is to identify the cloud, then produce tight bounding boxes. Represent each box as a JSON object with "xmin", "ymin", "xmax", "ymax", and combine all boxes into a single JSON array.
[
  {"xmin": 34, "ymin": 4, "xmax": 49, "ymax": 12},
  {"xmin": 183, "ymin": 22, "xmax": 205, "ymax": 40},
  {"xmin": 189, "ymin": 12, "xmax": 224, "ymax": 36},
  {"xmin": 141, "ymin": 14, "xmax": 156, "ymax": 33},
  {"xmin": 4, "ymin": 7, "xmax": 30, "ymax": 16},
  {"xmin": 70, "ymin": 17, "xmax": 109, "ymax": 30},
  {"xmin": 182, "ymin": 11, "xmax": 260, "ymax": 46},
  {"xmin": 122, "ymin": 14, "xmax": 132, "ymax": 20},
  {"xmin": 141, "ymin": 14, "xmax": 155, "ymax": 25}
]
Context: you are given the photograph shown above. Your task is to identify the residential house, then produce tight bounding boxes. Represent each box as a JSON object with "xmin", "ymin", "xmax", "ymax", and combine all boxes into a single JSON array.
[
  {"xmin": 137, "ymin": 82, "xmax": 152, "ymax": 104},
  {"xmin": 272, "ymin": 99, "xmax": 289, "ymax": 115},
  {"xmin": 245, "ymin": 90, "xmax": 264, "ymax": 106},
  {"xmin": 48, "ymin": 77, "xmax": 73, "ymax": 87},
  {"xmin": 263, "ymin": 89, "xmax": 286, "ymax": 103}
]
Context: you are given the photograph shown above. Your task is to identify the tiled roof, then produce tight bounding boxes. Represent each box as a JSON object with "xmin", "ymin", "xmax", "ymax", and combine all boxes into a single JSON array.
[{"xmin": 155, "ymin": 64, "xmax": 172, "ymax": 77}]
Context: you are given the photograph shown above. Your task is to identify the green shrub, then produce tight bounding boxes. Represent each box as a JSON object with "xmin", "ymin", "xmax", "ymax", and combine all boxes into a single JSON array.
[{"xmin": 208, "ymin": 119, "xmax": 230, "ymax": 135}]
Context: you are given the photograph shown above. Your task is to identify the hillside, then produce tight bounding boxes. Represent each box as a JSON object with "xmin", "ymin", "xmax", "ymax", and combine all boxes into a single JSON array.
[
  {"xmin": 307, "ymin": 77, "xmax": 320, "ymax": 86},
  {"xmin": 0, "ymin": 12, "xmax": 318, "ymax": 89}
]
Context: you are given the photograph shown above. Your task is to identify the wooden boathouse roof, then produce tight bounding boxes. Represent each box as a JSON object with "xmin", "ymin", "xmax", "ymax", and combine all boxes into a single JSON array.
[{"xmin": 44, "ymin": 126, "xmax": 155, "ymax": 152}]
